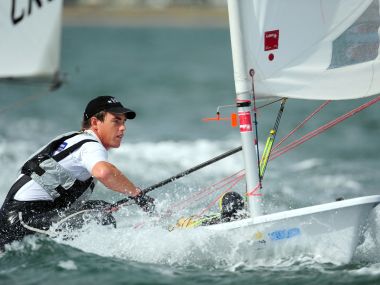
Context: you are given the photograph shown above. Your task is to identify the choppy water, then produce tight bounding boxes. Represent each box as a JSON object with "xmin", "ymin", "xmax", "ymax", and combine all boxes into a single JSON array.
[{"xmin": 1, "ymin": 25, "xmax": 380, "ymax": 284}]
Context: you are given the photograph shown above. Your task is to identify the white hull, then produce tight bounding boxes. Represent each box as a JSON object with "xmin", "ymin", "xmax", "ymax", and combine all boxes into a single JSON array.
[{"xmin": 204, "ymin": 195, "xmax": 380, "ymax": 264}]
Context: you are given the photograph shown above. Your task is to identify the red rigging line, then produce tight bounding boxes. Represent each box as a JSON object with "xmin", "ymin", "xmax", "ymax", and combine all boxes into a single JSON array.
[
  {"xmin": 271, "ymin": 95, "xmax": 380, "ymax": 160},
  {"xmin": 128, "ymin": 96, "xmax": 380, "ymax": 221},
  {"xmin": 196, "ymin": 174, "xmax": 245, "ymax": 218},
  {"xmin": 168, "ymin": 95, "xmax": 380, "ymax": 216},
  {"xmin": 163, "ymin": 170, "xmax": 245, "ymax": 216},
  {"xmin": 273, "ymin": 100, "xmax": 332, "ymax": 151}
]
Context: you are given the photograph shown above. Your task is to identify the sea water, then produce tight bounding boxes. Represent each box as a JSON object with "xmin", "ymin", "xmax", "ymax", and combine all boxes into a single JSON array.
[{"xmin": 1, "ymin": 25, "xmax": 380, "ymax": 285}]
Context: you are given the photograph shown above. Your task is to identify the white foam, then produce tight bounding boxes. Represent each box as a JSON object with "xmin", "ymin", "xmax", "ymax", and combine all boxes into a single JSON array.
[
  {"xmin": 52, "ymin": 213, "xmax": 246, "ymax": 268},
  {"xmin": 290, "ymin": 158, "xmax": 323, "ymax": 171},
  {"xmin": 51, "ymin": 208, "xmax": 363, "ymax": 269},
  {"xmin": 58, "ymin": 260, "xmax": 78, "ymax": 271},
  {"xmin": 350, "ymin": 263, "xmax": 380, "ymax": 276}
]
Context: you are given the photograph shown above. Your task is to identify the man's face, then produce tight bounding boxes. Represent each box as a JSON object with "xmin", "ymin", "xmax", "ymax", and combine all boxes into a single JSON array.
[{"xmin": 93, "ymin": 112, "xmax": 127, "ymax": 149}]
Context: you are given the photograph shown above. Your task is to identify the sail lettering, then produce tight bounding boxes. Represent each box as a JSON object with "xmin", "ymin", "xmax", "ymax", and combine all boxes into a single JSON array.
[
  {"xmin": 11, "ymin": 0, "xmax": 54, "ymax": 25},
  {"xmin": 28, "ymin": 0, "xmax": 43, "ymax": 15},
  {"xmin": 11, "ymin": 0, "xmax": 23, "ymax": 24}
]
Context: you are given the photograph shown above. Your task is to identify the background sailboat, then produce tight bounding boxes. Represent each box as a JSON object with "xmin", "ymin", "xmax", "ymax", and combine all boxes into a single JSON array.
[
  {"xmin": 0, "ymin": 0, "xmax": 63, "ymax": 89},
  {"xmin": 195, "ymin": 0, "xmax": 380, "ymax": 264}
]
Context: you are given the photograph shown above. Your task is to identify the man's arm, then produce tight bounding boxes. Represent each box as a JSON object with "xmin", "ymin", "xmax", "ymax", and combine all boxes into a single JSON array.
[{"xmin": 91, "ymin": 161, "xmax": 141, "ymax": 197}]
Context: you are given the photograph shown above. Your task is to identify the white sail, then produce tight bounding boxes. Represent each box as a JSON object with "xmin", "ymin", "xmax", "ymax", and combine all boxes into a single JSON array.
[
  {"xmin": 0, "ymin": 0, "xmax": 63, "ymax": 79},
  {"xmin": 228, "ymin": 0, "xmax": 380, "ymax": 100}
]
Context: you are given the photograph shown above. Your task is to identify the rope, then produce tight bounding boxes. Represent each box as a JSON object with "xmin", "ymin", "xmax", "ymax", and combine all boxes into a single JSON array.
[
  {"xmin": 170, "ymin": 95, "xmax": 380, "ymax": 217},
  {"xmin": 196, "ymin": 174, "xmax": 245, "ymax": 217},
  {"xmin": 18, "ymin": 208, "xmax": 114, "ymax": 237},
  {"xmin": 162, "ymin": 170, "xmax": 245, "ymax": 217},
  {"xmin": 126, "ymin": 171, "xmax": 246, "ymax": 230},
  {"xmin": 270, "ymin": 95, "xmax": 380, "ymax": 160},
  {"xmin": 258, "ymin": 98, "xmax": 285, "ymax": 109},
  {"xmin": 18, "ymin": 212, "xmax": 56, "ymax": 237},
  {"xmin": 51, "ymin": 208, "xmax": 106, "ymax": 230},
  {"xmin": 246, "ymin": 182, "xmax": 262, "ymax": 197},
  {"xmin": 273, "ymin": 100, "xmax": 331, "ymax": 151},
  {"xmin": 250, "ymin": 70, "xmax": 263, "ymax": 187}
]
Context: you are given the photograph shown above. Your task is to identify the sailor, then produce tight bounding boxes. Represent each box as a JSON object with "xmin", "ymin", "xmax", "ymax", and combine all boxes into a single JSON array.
[
  {"xmin": 0, "ymin": 96, "xmax": 155, "ymax": 249},
  {"xmin": 172, "ymin": 191, "xmax": 247, "ymax": 230}
]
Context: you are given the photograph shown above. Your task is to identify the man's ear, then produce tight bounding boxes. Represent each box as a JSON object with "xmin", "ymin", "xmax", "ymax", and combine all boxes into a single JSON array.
[{"xmin": 90, "ymin": 117, "xmax": 99, "ymax": 129}]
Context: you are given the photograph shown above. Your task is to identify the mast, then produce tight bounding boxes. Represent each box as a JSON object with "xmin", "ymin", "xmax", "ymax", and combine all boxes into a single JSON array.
[{"xmin": 227, "ymin": 0, "xmax": 263, "ymax": 217}]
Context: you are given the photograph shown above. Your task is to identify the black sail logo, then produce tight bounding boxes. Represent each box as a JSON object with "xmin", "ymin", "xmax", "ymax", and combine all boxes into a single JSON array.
[{"xmin": 11, "ymin": 0, "xmax": 54, "ymax": 25}]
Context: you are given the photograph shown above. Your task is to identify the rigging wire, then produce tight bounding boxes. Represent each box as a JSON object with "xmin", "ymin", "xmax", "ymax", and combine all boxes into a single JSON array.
[
  {"xmin": 249, "ymin": 69, "xmax": 263, "ymax": 188},
  {"xmin": 196, "ymin": 174, "xmax": 245, "ymax": 217},
  {"xmin": 270, "ymin": 95, "xmax": 380, "ymax": 160},
  {"xmin": 257, "ymin": 97, "xmax": 285, "ymax": 109},
  {"xmin": 273, "ymin": 100, "xmax": 331, "ymax": 151},
  {"xmin": 160, "ymin": 170, "xmax": 245, "ymax": 218},
  {"xmin": 166, "ymin": 95, "xmax": 380, "ymax": 218}
]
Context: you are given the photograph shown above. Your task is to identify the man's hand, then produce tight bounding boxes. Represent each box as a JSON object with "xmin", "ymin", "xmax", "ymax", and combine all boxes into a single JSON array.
[{"xmin": 134, "ymin": 194, "xmax": 155, "ymax": 214}]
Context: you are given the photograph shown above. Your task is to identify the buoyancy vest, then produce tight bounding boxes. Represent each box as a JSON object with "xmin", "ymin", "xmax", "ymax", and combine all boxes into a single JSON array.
[{"xmin": 2, "ymin": 132, "xmax": 99, "ymax": 209}]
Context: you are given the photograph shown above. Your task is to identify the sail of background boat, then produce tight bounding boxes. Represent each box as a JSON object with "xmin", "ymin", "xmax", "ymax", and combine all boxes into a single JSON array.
[{"xmin": 0, "ymin": 0, "xmax": 63, "ymax": 81}]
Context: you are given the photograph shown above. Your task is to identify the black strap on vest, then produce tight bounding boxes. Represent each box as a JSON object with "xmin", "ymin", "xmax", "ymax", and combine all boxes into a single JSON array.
[
  {"xmin": 21, "ymin": 136, "xmax": 97, "ymax": 177},
  {"xmin": 2, "ymin": 133, "xmax": 98, "ymax": 209},
  {"xmin": 53, "ymin": 179, "xmax": 95, "ymax": 208},
  {"xmin": 2, "ymin": 175, "xmax": 33, "ymax": 209}
]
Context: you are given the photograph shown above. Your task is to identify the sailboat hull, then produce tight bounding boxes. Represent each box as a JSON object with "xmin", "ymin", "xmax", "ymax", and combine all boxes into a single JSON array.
[{"xmin": 204, "ymin": 195, "xmax": 380, "ymax": 264}]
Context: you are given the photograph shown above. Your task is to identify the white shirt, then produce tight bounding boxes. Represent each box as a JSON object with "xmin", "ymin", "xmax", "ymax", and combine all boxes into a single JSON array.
[{"xmin": 14, "ymin": 131, "xmax": 108, "ymax": 201}]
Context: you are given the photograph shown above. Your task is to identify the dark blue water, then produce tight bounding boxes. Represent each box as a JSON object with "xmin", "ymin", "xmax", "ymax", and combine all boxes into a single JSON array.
[{"xmin": 1, "ymin": 25, "xmax": 380, "ymax": 284}]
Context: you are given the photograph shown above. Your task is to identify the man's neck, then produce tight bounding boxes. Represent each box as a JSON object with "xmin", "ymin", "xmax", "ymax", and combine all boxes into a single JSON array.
[{"xmin": 83, "ymin": 129, "xmax": 102, "ymax": 144}]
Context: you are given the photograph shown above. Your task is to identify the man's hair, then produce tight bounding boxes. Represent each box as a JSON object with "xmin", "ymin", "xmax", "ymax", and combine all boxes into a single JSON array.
[{"xmin": 81, "ymin": 111, "xmax": 106, "ymax": 130}]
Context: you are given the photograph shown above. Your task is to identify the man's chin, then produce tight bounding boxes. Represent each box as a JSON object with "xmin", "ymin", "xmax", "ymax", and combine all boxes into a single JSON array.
[{"xmin": 110, "ymin": 141, "xmax": 122, "ymax": 148}]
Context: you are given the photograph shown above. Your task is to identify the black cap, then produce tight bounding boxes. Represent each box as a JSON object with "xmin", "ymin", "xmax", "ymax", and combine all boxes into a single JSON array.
[{"xmin": 83, "ymin": 96, "xmax": 136, "ymax": 120}]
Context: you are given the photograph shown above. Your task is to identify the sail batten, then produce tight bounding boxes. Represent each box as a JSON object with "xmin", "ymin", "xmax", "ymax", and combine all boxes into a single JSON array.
[{"xmin": 228, "ymin": 0, "xmax": 380, "ymax": 100}]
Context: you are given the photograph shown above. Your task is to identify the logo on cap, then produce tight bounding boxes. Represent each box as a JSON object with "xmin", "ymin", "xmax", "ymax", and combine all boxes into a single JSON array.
[{"xmin": 107, "ymin": 98, "xmax": 119, "ymax": 104}]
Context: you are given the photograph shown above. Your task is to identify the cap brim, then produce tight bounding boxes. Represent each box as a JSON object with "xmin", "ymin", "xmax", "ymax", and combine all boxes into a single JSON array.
[{"xmin": 107, "ymin": 107, "xmax": 136, "ymax": 119}]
